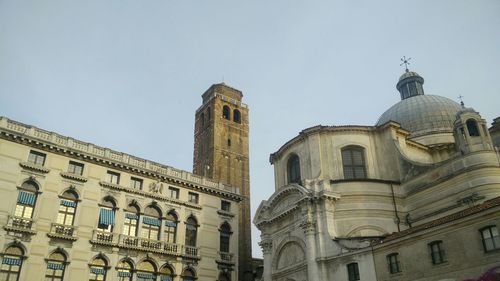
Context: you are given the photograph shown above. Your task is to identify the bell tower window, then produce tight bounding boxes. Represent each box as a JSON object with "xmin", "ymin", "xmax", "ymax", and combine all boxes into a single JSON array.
[
  {"xmin": 287, "ymin": 154, "xmax": 301, "ymax": 184},
  {"xmin": 466, "ymin": 119, "xmax": 480, "ymax": 137},
  {"xmin": 223, "ymin": 106, "xmax": 230, "ymax": 120}
]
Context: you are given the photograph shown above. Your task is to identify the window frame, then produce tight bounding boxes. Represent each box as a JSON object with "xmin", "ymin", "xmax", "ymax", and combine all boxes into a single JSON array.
[
  {"xmin": 428, "ymin": 240, "xmax": 446, "ymax": 265},
  {"xmin": 387, "ymin": 253, "xmax": 401, "ymax": 274},
  {"xmin": 221, "ymin": 200, "xmax": 231, "ymax": 212},
  {"xmin": 286, "ymin": 154, "xmax": 301, "ymax": 184},
  {"xmin": 28, "ymin": 150, "xmax": 46, "ymax": 166},
  {"xmin": 168, "ymin": 187, "xmax": 179, "ymax": 199},
  {"xmin": 341, "ymin": 146, "xmax": 367, "ymax": 179},
  {"xmin": 67, "ymin": 161, "xmax": 84, "ymax": 176},
  {"xmin": 45, "ymin": 251, "xmax": 67, "ymax": 281},
  {"xmin": 480, "ymin": 225, "xmax": 500, "ymax": 252},
  {"xmin": 188, "ymin": 192, "xmax": 199, "ymax": 204},
  {"xmin": 129, "ymin": 177, "xmax": 143, "ymax": 190},
  {"xmin": 346, "ymin": 262, "xmax": 360, "ymax": 281},
  {"xmin": 0, "ymin": 245, "xmax": 25, "ymax": 281},
  {"xmin": 106, "ymin": 171, "xmax": 120, "ymax": 185}
]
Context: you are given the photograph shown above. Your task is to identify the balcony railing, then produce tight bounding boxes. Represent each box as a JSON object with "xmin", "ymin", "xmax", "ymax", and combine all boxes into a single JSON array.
[
  {"xmin": 47, "ymin": 223, "xmax": 77, "ymax": 240},
  {"xmin": 184, "ymin": 245, "xmax": 199, "ymax": 259},
  {"xmin": 218, "ymin": 251, "xmax": 234, "ymax": 263},
  {"xmin": 90, "ymin": 231, "xmax": 196, "ymax": 258},
  {"xmin": 117, "ymin": 235, "xmax": 182, "ymax": 256},
  {"xmin": 90, "ymin": 230, "xmax": 117, "ymax": 245},
  {"xmin": 4, "ymin": 216, "xmax": 36, "ymax": 234}
]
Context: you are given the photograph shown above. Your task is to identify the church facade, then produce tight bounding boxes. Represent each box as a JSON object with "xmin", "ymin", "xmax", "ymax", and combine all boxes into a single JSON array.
[
  {"xmin": 254, "ymin": 70, "xmax": 500, "ymax": 281},
  {"xmin": 0, "ymin": 84, "xmax": 247, "ymax": 281}
]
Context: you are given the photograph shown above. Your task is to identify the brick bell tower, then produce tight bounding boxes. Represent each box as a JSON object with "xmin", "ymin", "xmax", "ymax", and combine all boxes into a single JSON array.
[{"xmin": 193, "ymin": 83, "xmax": 252, "ymax": 281}]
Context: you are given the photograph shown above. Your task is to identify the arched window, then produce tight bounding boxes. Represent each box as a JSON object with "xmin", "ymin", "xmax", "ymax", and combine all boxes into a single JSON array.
[
  {"xmin": 116, "ymin": 259, "xmax": 133, "ymax": 281},
  {"xmin": 181, "ymin": 268, "xmax": 196, "ymax": 281},
  {"xmin": 287, "ymin": 154, "xmax": 301, "ymax": 184},
  {"xmin": 466, "ymin": 119, "xmax": 480, "ymax": 137},
  {"xmin": 233, "ymin": 109, "xmax": 241, "ymax": 123},
  {"xmin": 89, "ymin": 256, "xmax": 107, "ymax": 281},
  {"xmin": 164, "ymin": 211, "xmax": 178, "ymax": 243},
  {"xmin": 200, "ymin": 113, "xmax": 205, "ymax": 127},
  {"xmin": 341, "ymin": 146, "xmax": 367, "ymax": 179},
  {"xmin": 185, "ymin": 217, "xmax": 198, "ymax": 247},
  {"xmin": 159, "ymin": 265, "xmax": 174, "ymax": 281},
  {"xmin": 136, "ymin": 260, "xmax": 156, "ymax": 281},
  {"xmin": 15, "ymin": 180, "xmax": 38, "ymax": 219},
  {"xmin": 219, "ymin": 222, "xmax": 231, "ymax": 253},
  {"xmin": 222, "ymin": 106, "xmax": 230, "ymax": 120},
  {"xmin": 45, "ymin": 251, "xmax": 67, "ymax": 281},
  {"xmin": 123, "ymin": 204, "xmax": 140, "ymax": 237},
  {"xmin": 57, "ymin": 190, "xmax": 78, "ymax": 226},
  {"xmin": 98, "ymin": 198, "xmax": 116, "ymax": 233},
  {"xmin": 141, "ymin": 206, "xmax": 162, "ymax": 240},
  {"xmin": 1, "ymin": 245, "xmax": 24, "ymax": 281}
]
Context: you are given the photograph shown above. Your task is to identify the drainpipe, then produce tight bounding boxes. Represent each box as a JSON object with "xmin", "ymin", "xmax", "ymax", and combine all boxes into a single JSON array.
[{"xmin": 390, "ymin": 184, "xmax": 401, "ymax": 232}]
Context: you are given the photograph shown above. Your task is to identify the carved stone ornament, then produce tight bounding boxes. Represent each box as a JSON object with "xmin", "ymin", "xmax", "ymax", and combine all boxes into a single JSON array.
[
  {"xmin": 259, "ymin": 240, "xmax": 273, "ymax": 254},
  {"xmin": 300, "ymin": 220, "xmax": 316, "ymax": 234},
  {"xmin": 149, "ymin": 181, "xmax": 164, "ymax": 194}
]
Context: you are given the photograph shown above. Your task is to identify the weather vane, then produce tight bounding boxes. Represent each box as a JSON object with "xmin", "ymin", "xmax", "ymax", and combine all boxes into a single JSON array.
[
  {"xmin": 400, "ymin": 56, "xmax": 411, "ymax": 72},
  {"xmin": 458, "ymin": 95, "xmax": 465, "ymax": 107}
]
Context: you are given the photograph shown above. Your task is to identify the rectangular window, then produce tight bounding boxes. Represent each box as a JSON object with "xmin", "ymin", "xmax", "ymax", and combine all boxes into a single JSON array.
[
  {"xmin": 168, "ymin": 187, "xmax": 179, "ymax": 199},
  {"xmin": 481, "ymin": 226, "xmax": 500, "ymax": 252},
  {"xmin": 28, "ymin": 150, "xmax": 46, "ymax": 166},
  {"xmin": 387, "ymin": 253, "xmax": 401, "ymax": 274},
  {"xmin": 221, "ymin": 200, "xmax": 231, "ymax": 212},
  {"xmin": 129, "ymin": 177, "xmax": 143, "ymax": 190},
  {"xmin": 347, "ymin": 262, "xmax": 360, "ymax": 281},
  {"xmin": 188, "ymin": 192, "xmax": 199, "ymax": 204},
  {"xmin": 106, "ymin": 171, "xmax": 120, "ymax": 184},
  {"xmin": 429, "ymin": 241, "xmax": 446, "ymax": 264},
  {"xmin": 68, "ymin": 161, "xmax": 84, "ymax": 175}
]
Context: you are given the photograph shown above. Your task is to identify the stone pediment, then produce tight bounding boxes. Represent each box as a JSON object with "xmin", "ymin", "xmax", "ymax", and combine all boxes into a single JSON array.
[{"xmin": 254, "ymin": 184, "xmax": 310, "ymax": 227}]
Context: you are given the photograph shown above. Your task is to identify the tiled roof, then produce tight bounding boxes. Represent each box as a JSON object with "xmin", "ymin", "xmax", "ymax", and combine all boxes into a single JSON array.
[{"xmin": 382, "ymin": 196, "xmax": 500, "ymax": 243}]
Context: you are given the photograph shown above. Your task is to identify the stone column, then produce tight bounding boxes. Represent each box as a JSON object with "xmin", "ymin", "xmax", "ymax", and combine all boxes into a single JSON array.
[
  {"xmin": 259, "ymin": 240, "xmax": 273, "ymax": 281},
  {"xmin": 301, "ymin": 220, "xmax": 320, "ymax": 281}
]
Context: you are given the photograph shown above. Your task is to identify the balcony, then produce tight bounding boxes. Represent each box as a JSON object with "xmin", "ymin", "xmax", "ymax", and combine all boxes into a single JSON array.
[
  {"xmin": 217, "ymin": 251, "xmax": 235, "ymax": 265},
  {"xmin": 4, "ymin": 216, "xmax": 36, "ymax": 235},
  {"xmin": 90, "ymin": 230, "xmax": 117, "ymax": 246},
  {"xmin": 118, "ymin": 235, "xmax": 182, "ymax": 256},
  {"xmin": 47, "ymin": 223, "xmax": 77, "ymax": 241},
  {"xmin": 184, "ymin": 245, "xmax": 200, "ymax": 259}
]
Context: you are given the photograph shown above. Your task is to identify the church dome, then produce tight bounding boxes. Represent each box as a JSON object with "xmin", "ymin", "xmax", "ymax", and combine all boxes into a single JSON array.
[
  {"xmin": 376, "ymin": 95, "xmax": 463, "ymax": 138},
  {"xmin": 376, "ymin": 69, "xmax": 462, "ymax": 145}
]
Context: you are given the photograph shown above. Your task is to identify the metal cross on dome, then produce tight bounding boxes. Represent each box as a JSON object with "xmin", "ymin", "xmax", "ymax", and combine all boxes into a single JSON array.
[{"xmin": 400, "ymin": 56, "xmax": 411, "ymax": 72}]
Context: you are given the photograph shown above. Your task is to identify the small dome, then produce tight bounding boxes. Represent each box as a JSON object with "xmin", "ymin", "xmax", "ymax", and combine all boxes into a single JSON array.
[
  {"xmin": 398, "ymin": 71, "xmax": 422, "ymax": 82},
  {"xmin": 376, "ymin": 95, "xmax": 463, "ymax": 140}
]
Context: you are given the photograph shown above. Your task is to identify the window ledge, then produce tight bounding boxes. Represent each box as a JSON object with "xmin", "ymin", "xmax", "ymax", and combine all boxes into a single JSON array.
[
  {"xmin": 19, "ymin": 162, "xmax": 50, "ymax": 173},
  {"xmin": 217, "ymin": 210, "xmax": 235, "ymax": 218},
  {"xmin": 60, "ymin": 172, "xmax": 88, "ymax": 183},
  {"xmin": 185, "ymin": 202, "xmax": 202, "ymax": 210}
]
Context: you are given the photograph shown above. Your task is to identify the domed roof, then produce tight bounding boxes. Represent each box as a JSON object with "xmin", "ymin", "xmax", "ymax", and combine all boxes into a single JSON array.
[
  {"xmin": 398, "ymin": 71, "xmax": 422, "ymax": 82},
  {"xmin": 376, "ymin": 95, "xmax": 462, "ymax": 138}
]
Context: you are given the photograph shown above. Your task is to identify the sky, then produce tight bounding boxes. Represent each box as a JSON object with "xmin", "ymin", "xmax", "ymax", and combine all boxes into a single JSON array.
[{"xmin": 1, "ymin": 0, "xmax": 499, "ymax": 258}]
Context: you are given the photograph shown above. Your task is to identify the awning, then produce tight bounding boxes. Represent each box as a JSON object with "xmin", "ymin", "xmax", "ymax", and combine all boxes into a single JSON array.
[
  {"xmin": 165, "ymin": 221, "xmax": 176, "ymax": 227},
  {"xmin": 2, "ymin": 257, "xmax": 21, "ymax": 266},
  {"xmin": 17, "ymin": 191, "xmax": 36, "ymax": 206},
  {"xmin": 137, "ymin": 272, "xmax": 155, "ymax": 279},
  {"xmin": 99, "ymin": 208, "xmax": 115, "ymax": 226},
  {"xmin": 125, "ymin": 213, "xmax": 138, "ymax": 220},
  {"xmin": 47, "ymin": 262, "xmax": 65, "ymax": 270},
  {"xmin": 61, "ymin": 200, "xmax": 76, "ymax": 208},
  {"xmin": 90, "ymin": 267, "xmax": 106, "ymax": 275},
  {"xmin": 143, "ymin": 217, "xmax": 161, "ymax": 226},
  {"xmin": 118, "ymin": 271, "xmax": 132, "ymax": 277},
  {"xmin": 160, "ymin": 276, "xmax": 173, "ymax": 281}
]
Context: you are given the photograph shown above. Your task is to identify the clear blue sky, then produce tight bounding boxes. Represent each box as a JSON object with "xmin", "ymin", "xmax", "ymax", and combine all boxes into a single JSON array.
[{"xmin": 1, "ymin": 0, "xmax": 499, "ymax": 258}]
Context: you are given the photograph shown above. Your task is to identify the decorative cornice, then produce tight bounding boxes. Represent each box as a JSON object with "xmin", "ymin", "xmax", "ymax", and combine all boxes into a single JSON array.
[
  {"xmin": 99, "ymin": 181, "xmax": 202, "ymax": 210},
  {"xmin": 0, "ymin": 116, "xmax": 242, "ymax": 201},
  {"xmin": 19, "ymin": 162, "xmax": 50, "ymax": 174},
  {"xmin": 60, "ymin": 172, "xmax": 88, "ymax": 183}
]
